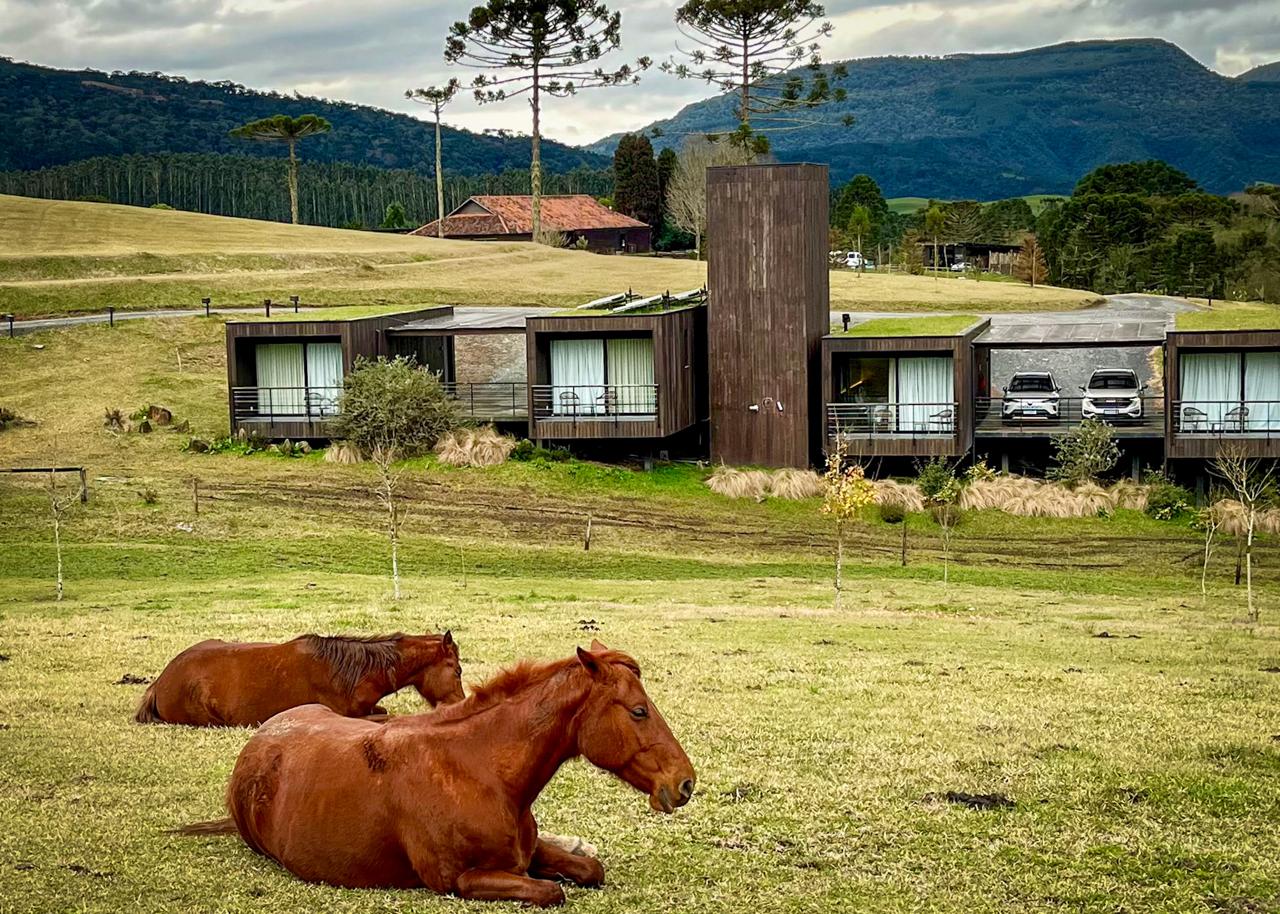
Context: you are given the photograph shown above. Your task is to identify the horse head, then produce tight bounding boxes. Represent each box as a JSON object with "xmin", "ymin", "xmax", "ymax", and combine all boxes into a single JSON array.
[
  {"xmin": 406, "ymin": 631, "xmax": 465, "ymax": 708},
  {"xmin": 574, "ymin": 640, "xmax": 696, "ymax": 814}
]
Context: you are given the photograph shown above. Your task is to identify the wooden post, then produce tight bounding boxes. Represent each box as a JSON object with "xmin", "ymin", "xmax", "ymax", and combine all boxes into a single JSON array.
[
  {"xmin": 5, "ymin": 314, "xmax": 13, "ymax": 338},
  {"xmin": 900, "ymin": 521, "xmax": 907, "ymax": 566},
  {"xmin": 78, "ymin": 467, "xmax": 88, "ymax": 504},
  {"xmin": 192, "ymin": 478, "xmax": 200, "ymax": 517},
  {"xmin": 583, "ymin": 514, "xmax": 592, "ymax": 551},
  {"xmin": 108, "ymin": 307, "xmax": 115, "ymax": 327}
]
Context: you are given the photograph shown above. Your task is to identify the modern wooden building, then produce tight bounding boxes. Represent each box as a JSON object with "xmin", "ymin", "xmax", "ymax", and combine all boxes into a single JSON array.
[
  {"xmin": 225, "ymin": 308, "xmax": 446, "ymax": 440},
  {"xmin": 525, "ymin": 302, "xmax": 707, "ymax": 443},
  {"xmin": 821, "ymin": 318, "xmax": 988, "ymax": 460},
  {"xmin": 706, "ymin": 164, "xmax": 830, "ymax": 468},
  {"xmin": 411, "ymin": 195, "xmax": 651, "ymax": 253},
  {"xmin": 1165, "ymin": 327, "xmax": 1280, "ymax": 460}
]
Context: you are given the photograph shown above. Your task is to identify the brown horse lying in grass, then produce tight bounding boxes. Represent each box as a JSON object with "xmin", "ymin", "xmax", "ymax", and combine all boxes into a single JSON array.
[
  {"xmin": 183, "ymin": 641, "xmax": 695, "ymax": 906},
  {"xmin": 135, "ymin": 631, "xmax": 463, "ymax": 726}
]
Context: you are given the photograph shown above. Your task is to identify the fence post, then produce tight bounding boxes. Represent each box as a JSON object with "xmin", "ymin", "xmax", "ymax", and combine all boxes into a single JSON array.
[
  {"xmin": 5, "ymin": 314, "xmax": 12, "ymax": 338},
  {"xmin": 78, "ymin": 468, "xmax": 88, "ymax": 504},
  {"xmin": 108, "ymin": 307, "xmax": 115, "ymax": 327}
]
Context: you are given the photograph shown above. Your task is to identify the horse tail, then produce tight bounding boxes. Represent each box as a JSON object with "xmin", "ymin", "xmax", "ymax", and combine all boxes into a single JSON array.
[
  {"xmin": 133, "ymin": 682, "xmax": 162, "ymax": 724},
  {"xmin": 170, "ymin": 817, "xmax": 238, "ymax": 837}
]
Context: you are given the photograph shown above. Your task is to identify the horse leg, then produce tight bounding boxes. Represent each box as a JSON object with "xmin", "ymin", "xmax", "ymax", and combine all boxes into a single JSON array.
[
  {"xmin": 454, "ymin": 869, "xmax": 565, "ymax": 907},
  {"xmin": 531, "ymin": 837, "xmax": 604, "ymax": 888}
]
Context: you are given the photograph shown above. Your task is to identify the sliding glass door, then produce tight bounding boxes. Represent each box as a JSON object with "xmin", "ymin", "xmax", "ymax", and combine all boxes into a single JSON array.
[
  {"xmin": 898, "ymin": 356, "xmax": 954, "ymax": 432},
  {"xmin": 1181, "ymin": 350, "xmax": 1280, "ymax": 432},
  {"xmin": 254, "ymin": 341, "xmax": 344, "ymax": 417},
  {"xmin": 1245, "ymin": 352, "xmax": 1280, "ymax": 432},
  {"xmin": 606, "ymin": 338, "xmax": 656, "ymax": 414},
  {"xmin": 550, "ymin": 338, "xmax": 605, "ymax": 415}
]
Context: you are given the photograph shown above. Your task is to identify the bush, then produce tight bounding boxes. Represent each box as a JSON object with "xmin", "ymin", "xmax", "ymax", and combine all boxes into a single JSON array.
[
  {"xmin": 706, "ymin": 465, "xmax": 770, "ymax": 500},
  {"xmin": 1050, "ymin": 419, "xmax": 1120, "ymax": 485},
  {"xmin": 1143, "ymin": 470, "xmax": 1193, "ymax": 520},
  {"xmin": 436, "ymin": 427, "xmax": 517, "ymax": 467},
  {"xmin": 964, "ymin": 458, "xmax": 997, "ymax": 484},
  {"xmin": 915, "ymin": 457, "xmax": 958, "ymax": 502},
  {"xmin": 769, "ymin": 468, "xmax": 824, "ymax": 500},
  {"xmin": 878, "ymin": 501, "xmax": 906, "ymax": 524},
  {"xmin": 511, "ymin": 440, "xmax": 571, "ymax": 463},
  {"xmin": 137, "ymin": 487, "xmax": 159, "ymax": 505},
  {"xmin": 330, "ymin": 356, "xmax": 460, "ymax": 458}
]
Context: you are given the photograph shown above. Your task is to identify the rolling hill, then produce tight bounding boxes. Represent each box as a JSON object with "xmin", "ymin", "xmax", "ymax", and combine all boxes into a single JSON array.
[
  {"xmin": 0, "ymin": 57, "xmax": 608, "ymax": 176},
  {"xmin": 588, "ymin": 39, "xmax": 1280, "ymax": 198}
]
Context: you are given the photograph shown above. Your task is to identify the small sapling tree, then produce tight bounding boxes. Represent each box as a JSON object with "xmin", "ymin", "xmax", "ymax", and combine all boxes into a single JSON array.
[
  {"xmin": 917, "ymin": 457, "xmax": 962, "ymax": 586},
  {"xmin": 821, "ymin": 449, "xmax": 875, "ymax": 610},
  {"xmin": 47, "ymin": 469, "xmax": 84, "ymax": 602},
  {"xmin": 1211, "ymin": 444, "xmax": 1278, "ymax": 623},
  {"xmin": 331, "ymin": 357, "xmax": 460, "ymax": 600}
]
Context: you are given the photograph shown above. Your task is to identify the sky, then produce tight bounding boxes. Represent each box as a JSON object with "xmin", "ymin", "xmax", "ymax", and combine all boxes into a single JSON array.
[{"xmin": 2, "ymin": 0, "xmax": 1277, "ymax": 145}]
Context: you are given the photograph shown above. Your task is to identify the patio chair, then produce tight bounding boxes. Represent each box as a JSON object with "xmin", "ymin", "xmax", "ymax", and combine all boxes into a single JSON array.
[
  {"xmin": 1179, "ymin": 405, "xmax": 1208, "ymax": 433},
  {"xmin": 596, "ymin": 387, "xmax": 618, "ymax": 415},
  {"xmin": 557, "ymin": 390, "xmax": 581, "ymax": 416},
  {"xmin": 1224, "ymin": 405, "xmax": 1249, "ymax": 433},
  {"xmin": 873, "ymin": 406, "xmax": 893, "ymax": 433},
  {"xmin": 929, "ymin": 407, "xmax": 955, "ymax": 433}
]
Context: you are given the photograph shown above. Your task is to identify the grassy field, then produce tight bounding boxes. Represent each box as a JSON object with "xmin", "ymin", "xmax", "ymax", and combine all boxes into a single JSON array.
[
  {"xmin": 1175, "ymin": 301, "xmax": 1280, "ymax": 331},
  {"xmin": 3, "ymin": 315, "xmax": 1280, "ymax": 912},
  {"xmin": 886, "ymin": 195, "xmax": 1066, "ymax": 215},
  {"xmin": 0, "ymin": 195, "xmax": 1097, "ymax": 317}
]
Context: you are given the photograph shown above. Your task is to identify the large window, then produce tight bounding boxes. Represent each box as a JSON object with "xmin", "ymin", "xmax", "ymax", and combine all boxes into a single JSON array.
[
  {"xmin": 548, "ymin": 336, "xmax": 655, "ymax": 416},
  {"xmin": 1180, "ymin": 350, "xmax": 1280, "ymax": 432},
  {"xmin": 254, "ymin": 341, "xmax": 343, "ymax": 417},
  {"xmin": 834, "ymin": 354, "xmax": 954, "ymax": 432}
]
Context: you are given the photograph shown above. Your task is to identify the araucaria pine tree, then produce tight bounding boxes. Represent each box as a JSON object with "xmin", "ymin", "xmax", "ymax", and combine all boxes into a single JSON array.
[
  {"xmin": 446, "ymin": 0, "xmax": 650, "ymax": 241},
  {"xmin": 229, "ymin": 114, "xmax": 332, "ymax": 225},
  {"xmin": 662, "ymin": 0, "xmax": 849, "ymax": 155},
  {"xmin": 406, "ymin": 80, "xmax": 462, "ymax": 236}
]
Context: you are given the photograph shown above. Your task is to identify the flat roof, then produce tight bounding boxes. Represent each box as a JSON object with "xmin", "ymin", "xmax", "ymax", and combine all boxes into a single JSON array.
[
  {"xmin": 974, "ymin": 319, "xmax": 1169, "ymax": 348},
  {"xmin": 388, "ymin": 306, "xmax": 548, "ymax": 334}
]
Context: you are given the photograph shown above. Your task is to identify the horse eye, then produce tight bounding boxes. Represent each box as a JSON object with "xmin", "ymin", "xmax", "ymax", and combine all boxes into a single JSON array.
[
  {"xmin": 455, "ymin": 667, "xmax": 462, "ymax": 677},
  {"xmin": 631, "ymin": 706, "xmax": 648, "ymax": 720}
]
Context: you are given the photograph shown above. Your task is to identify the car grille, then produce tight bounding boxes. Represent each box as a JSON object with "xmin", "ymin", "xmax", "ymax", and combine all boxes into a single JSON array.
[{"xmin": 1093, "ymin": 398, "xmax": 1131, "ymax": 408}]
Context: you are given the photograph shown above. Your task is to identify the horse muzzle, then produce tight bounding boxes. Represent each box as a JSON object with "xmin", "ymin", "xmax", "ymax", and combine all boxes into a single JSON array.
[{"xmin": 649, "ymin": 777, "xmax": 696, "ymax": 814}]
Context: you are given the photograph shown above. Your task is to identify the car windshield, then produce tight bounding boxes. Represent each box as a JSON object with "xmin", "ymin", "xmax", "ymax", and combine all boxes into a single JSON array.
[
  {"xmin": 1090, "ymin": 372, "xmax": 1136, "ymax": 390},
  {"xmin": 1009, "ymin": 376, "xmax": 1054, "ymax": 392}
]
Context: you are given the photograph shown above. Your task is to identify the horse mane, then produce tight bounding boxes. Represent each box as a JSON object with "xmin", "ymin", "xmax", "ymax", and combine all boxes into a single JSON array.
[
  {"xmin": 432, "ymin": 650, "xmax": 641, "ymax": 724},
  {"xmin": 297, "ymin": 633, "xmax": 417, "ymax": 694}
]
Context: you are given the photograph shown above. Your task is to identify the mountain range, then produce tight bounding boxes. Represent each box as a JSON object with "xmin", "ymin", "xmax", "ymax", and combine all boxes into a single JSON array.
[
  {"xmin": 0, "ymin": 57, "xmax": 607, "ymax": 176},
  {"xmin": 588, "ymin": 39, "xmax": 1280, "ymax": 198}
]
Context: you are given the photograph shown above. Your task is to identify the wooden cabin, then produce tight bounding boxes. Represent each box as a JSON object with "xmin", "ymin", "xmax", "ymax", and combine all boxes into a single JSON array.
[
  {"xmin": 524, "ymin": 302, "xmax": 707, "ymax": 443},
  {"xmin": 225, "ymin": 308, "xmax": 447, "ymax": 440},
  {"xmin": 1165, "ymin": 327, "xmax": 1280, "ymax": 460},
  {"xmin": 821, "ymin": 318, "xmax": 989, "ymax": 459},
  {"xmin": 411, "ymin": 195, "xmax": 651, "ymax": 253}
]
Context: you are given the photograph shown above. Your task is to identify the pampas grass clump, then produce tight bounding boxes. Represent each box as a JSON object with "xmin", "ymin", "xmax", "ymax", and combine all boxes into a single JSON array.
[
  {"xmin": 874, "ymin": 479, "xmax": 924, "ymax": 512},
  {"xmin": 1212, "ymin": 500, "xmax": 1280, "ymax": 536},
  {"xmin": 706, "ymin": 466, "xmax": 771, "ymax": 500},
  {"xmin": 324, "ymin": 441, "xmax": 364, "ymax": 464},
  {"xmin": 958, "ymin": 475, "xmax": 1137, "ymax": 518},
  {"xmin": 1108, "ymin": 479, "xmax": 1148, "ymax": 511},
  {"xmin": 434, "ymin": 426, "xmax": 517, "ymax": 467},
  {"xmin": 769, "ymin": 468, "xmax": 824, "ymax": 500}
]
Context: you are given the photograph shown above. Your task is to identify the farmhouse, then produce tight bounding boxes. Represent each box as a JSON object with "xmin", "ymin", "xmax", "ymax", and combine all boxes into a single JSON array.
[
  {"xmin": 410, "ymin": 195, "xmax": 652, "ymax": 253},
  {"xmin": 224, "ymin": 164, "xmax": 1280, "ymax": 479}
]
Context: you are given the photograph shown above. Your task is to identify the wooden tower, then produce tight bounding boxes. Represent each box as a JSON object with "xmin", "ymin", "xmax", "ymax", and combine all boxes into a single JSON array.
[{"xmin": 706, "ymin": 163, "xmax": 830, "ymax": 468}]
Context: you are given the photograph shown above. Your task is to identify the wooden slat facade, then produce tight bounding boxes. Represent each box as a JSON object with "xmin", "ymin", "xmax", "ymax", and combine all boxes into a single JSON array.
[
  {"xmin": 819, "ymin": 321, "xmax": 987, "ymax": 459},
  {"xmin": 1165, "ymin": 329, "xmax": 1280, "ymax": 460},
  {"xmin": 706, "ymin": 164, "xmax": 829, "ymax": 468},
  {"xmin": 524, "ymin": 306, "xmax": 706, "ymax": 441}
]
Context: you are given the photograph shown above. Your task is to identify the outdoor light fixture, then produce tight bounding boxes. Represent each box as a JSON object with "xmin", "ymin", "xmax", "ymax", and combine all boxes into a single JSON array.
[
  {"xmin": 777, "ymin": 401, "xmax": 784, "ymax": 412},
  {"xmin": 290, "ymin": 295, "xmax": 300, "ymax": 312},
  {"xmin": 748, "ymin": 404, "xmax": 760, "ymax": 412},
  {"xmin": 842, "ymin": 313, "xmax": 850, "ymax": 331}
]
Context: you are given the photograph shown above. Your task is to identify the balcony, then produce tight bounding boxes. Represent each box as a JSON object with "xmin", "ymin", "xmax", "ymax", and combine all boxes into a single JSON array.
[
  {"xmin": 441, "ymin": 382, "xmax": 527, "ymax": 420},
  {"xmin": 975, "ymin": 396, "xmax": 1165, "ymax": 438},
  {"xmin": 532, "ymin": 384, "xmax": 660, "ymax": 427},
  {"xmin": 1171, "ymin": 400, "xmax": 1280, "ymax": 438},
  {"xmin": 827, "ymin": 401, "xmax": 958, "ymax": 440},
  {"xmin": 231, "ymin": 386, "xmax": 341, "ymax": 433}
]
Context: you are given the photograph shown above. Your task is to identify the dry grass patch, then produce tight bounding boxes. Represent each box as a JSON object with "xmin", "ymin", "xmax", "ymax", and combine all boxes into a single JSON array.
[
  {"xmin": 434, "ymin": 426, "xmax": 517, "ymax": 468},
  {"xmin": 706, "ymin": 466, "xmax": 771, "ymax": 500},
  {"xmin": 768, "ymin": 468, "xmax": 824, "ymax": 500}
]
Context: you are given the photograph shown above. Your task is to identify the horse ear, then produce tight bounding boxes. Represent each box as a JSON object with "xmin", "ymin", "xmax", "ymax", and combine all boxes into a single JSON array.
[
  {"xmin": 577, "ymin": 646, "xmax": 604, "ymax": 678},
  {"xmin": 590, "ymin": 638, "xmax": 608, "ymax": 652},
  {"xmin": 442, "ymin": 630, "xmax": 454, "ymax": 649}
]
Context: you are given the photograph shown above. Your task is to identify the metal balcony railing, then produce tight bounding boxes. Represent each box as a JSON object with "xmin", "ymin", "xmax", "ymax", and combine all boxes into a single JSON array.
[
  {"xmin": 441, "ymin": 382, "xmax": 528, "ymax": 420},
  {"xmin": 974, "ymin": 395, "xmax": 1164, "ymax": 434},
  {"xmin": 827, "ymin": 401, "xmax": 958, "ymax": 438},
  {"xmin": 532, "ymin": 384, "xmax": 659, "ymax": 422},
  {"xmin": 1171, "ymin": 400, "xmax": 1280, "ymax": 437},
  {"xmin": 231, "ymin": 386, "xmax": 342, "ymax": 424}
]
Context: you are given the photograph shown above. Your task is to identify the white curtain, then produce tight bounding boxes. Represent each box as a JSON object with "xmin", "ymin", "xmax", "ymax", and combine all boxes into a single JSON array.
[
  {"xmin": 550, "ymin": 339, "xmax": 605, "ymax": 415},
  {"xmin": 606, "ymin": 338, "xmax": 656, "ymax": 414},
  {"xmin": 255, "ymin": 343, "xmax": 305, "ymax": 416},
  {"xmin": 897, "ymin": 357, "xmax": 954, "ymax": 432},
  {"xmin": 306, "ymin": 342, "xmax": 344, "ymax": 416},
  {"xmin": 1244, "ymin": 351, "xmax": 1280, "ymax": 433},
  {"xmin": 1181, "ymin": 352, "xmax": 1241, "ymax": 429}
]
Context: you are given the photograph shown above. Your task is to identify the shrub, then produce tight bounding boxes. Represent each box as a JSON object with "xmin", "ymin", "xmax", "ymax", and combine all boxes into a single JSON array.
[
  {"xmin": 964, "ymin": 458, "xmax": 997, "ymax": 484},
  {"xmin": 137, "ymin": 487, "xmax": 159, "ymax": 505},
  {"xmin": 769, "ymin": 468, "xmax": 824, "ymax": 500},
  {"xmin": 103, "ymin": 408, "xmax": 126, "ymax": 431},
  {"xmin": 878, "ymin": 501, "xmax": 906, "ymax": 524},
  {"xmin": 324, "ymin": 441, "xmax": 364, "ymax": 464},
  {"xmin": 874, "ymin": 479, "xmax": 925, "ymax": 512},
  {"xmin": 915, "ymin": 457, "xmax": 958, "ymax": 502},
  {"xmin": 435, "ymin": 427, "xmax": 517, "ymax": 467},
  {"xmin": 1143, "ymin": 471, "xmax": 1193, "ymax": 520},
  {"xmin": 511, "ymin": 440, "xmax": 571, "ymax": 463},
  {"xmin": 1050, "ymin": 419, "xmax": 1119, "ymax": 485},
  {"xmin": 330, "ymin": 356, "xmax": 460, "ymax": 458}
]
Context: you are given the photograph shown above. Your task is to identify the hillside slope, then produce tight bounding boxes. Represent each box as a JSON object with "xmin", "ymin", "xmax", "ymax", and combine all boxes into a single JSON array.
[
  {"xmin": 0, "ymin": 58, "xmax": 607, "ymax": 175},
  {"xmin": 589, "ymin": 39, "xmax": 1280, "ymax": 197},
  {"xmin": 0, "ymin": 195, "xmax": 1094, "ymax": 318}
]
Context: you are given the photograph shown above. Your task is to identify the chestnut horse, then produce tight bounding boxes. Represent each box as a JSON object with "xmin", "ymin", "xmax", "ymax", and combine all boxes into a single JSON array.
[
  {"xmin": 203, "ymin": 641, "xmax": 695, "ymax": 906},
  {"xmin": 135, "ymin": 632, "xmax": 463, "ymax": 727}
]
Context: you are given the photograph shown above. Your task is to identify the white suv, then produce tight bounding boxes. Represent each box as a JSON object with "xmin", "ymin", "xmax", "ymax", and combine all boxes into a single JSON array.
[
  {"xmin": 1002, "ymin": 372, "xmax": 1060, "ymax": 422},
  {"xmin": 1081, "ymin": 368, "xmax": 1145, "ymax": 422}
]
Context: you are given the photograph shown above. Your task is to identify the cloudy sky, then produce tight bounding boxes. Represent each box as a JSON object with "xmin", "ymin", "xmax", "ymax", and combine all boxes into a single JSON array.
[{"xmin": 2, "ymin": 0, "xmax": 1277, "ymax": 144}]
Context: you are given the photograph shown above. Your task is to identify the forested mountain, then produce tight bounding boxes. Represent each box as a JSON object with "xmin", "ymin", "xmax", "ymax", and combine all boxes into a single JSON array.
[
  {"xmin": 589, "ymin": 40, "xmax": 1280, "ymax": 199},
  {"xmin": 1238, "ymin": 61, "xmax": 1280, "ymax": 83},
  {"xmin": 0, "ymin": 154, "xmax": 611, "ymax": 229},
  {"xmin": 0, "ymin": 57, "xmax": 607, "ymax": 175}
]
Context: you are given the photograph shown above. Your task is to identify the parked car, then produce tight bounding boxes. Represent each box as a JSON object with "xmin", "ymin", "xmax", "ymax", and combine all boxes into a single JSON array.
[
  {"xmin": 1002, "ymin": 371, "xmax": 1060, "ymax": 422},
  {"xmin": 844, "ymin": 251, "xmax": 866, "ymax": 269},
  {"xmin": 1081, "ymin": 368, "xmax": 1145, "ymax": 422},
  {"xmin": 949, "ymin": 260, "xmax": 969, "ymax": 272}
]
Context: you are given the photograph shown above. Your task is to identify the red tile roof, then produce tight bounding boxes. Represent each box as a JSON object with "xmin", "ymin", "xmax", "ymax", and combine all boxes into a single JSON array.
[{"xmin": 411, "ymin": 195, "xmax": 647, "ymax": 238}]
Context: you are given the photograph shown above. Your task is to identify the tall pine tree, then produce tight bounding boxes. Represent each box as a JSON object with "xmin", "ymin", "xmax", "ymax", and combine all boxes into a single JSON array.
[{"xmin": 612, "ymin": 133, "xmax": 661, "ymax": 230}]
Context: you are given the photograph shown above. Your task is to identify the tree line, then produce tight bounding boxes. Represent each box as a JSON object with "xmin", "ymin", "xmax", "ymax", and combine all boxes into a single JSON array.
[{"xmin": 0, "ymin": 153, "xmax": 612, "ymax": 229}]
